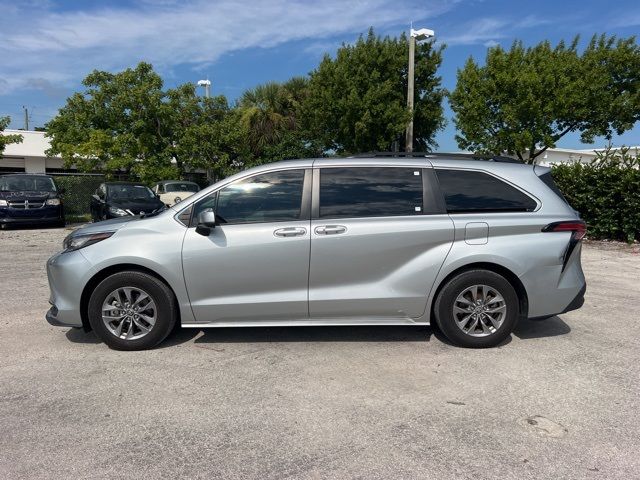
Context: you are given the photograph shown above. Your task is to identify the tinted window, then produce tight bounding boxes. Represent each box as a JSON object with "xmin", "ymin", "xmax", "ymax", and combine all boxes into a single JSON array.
[
  {"xmin": 539, "ymin": 171, "xmax": 568, "ymax": 204},
  {"xmin": 319, "ymin": 167, "xmax": 423, "ymax": 219},
  {"xmin": 194, "ymin": 170, "xmax": 305, "ymax": 225},
  {"xmin": 0, "ymin": 175, "xmax": 56, "ymax": 192},
  {"xmin": 436, "ymin": 169, "xmax": 537, "ymax": 213},
  {"xmin": 165, "ymin": 182, "xmax": 199, "ymax": 193},
  {"xmin": 107, "ymin": 184, "xmax": 155, "ymax": 200}
]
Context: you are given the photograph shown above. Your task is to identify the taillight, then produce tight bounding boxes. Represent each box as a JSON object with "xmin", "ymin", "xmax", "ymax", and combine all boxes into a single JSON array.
[
  {"xmin": 542, "ymin": 221, "xmax": 586, "ymax": 240},
  {"xmin": 542, "ymin": 220, "xmax": 587, "ymax": 271}
]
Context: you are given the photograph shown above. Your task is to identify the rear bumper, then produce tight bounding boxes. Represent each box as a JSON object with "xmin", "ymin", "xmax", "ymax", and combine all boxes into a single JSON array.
[{"xmin": 560, "ymin": 283, "xmax": 586, "ymax": 314}]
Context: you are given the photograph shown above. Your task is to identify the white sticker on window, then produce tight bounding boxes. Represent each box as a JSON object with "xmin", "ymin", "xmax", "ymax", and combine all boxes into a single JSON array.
[
  {"xmin": 414, "ymin": 171, "xmax": 420, "ymax": 176},
  {"xmin": 415, "ymin": 206, "xmax": 422, "ymax": 212}
]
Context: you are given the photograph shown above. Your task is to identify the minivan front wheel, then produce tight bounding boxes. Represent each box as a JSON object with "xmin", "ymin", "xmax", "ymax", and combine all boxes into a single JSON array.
[
  {"xmin": 434, "ymin": 270, "xmax": 519, "ymax": 348},
  {"xmin": 87, "ymin": 271, "xmax": 177, "ymax": 350}
]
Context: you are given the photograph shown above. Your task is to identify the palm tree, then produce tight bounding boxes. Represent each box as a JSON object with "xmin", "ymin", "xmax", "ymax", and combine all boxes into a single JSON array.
[{"xmin": 238, "ymin": 78, "xmax": 308, "ymax": 155}]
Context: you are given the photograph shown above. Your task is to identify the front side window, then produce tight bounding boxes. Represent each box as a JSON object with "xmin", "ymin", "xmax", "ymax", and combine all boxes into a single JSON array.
[
  {"xmin": 194, "ymin": 170, "xmax": 305, "ymax": 225},
  {"xmin": 319, "ymin": 167, "xmax": 423, "ymax": 219},
  {"xmin": 435, "ymin": 169, "xmax": 537, "ymax": 213}
]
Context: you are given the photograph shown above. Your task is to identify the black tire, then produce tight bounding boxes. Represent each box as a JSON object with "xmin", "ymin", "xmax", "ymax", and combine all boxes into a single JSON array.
[
  {"xmin": 434, "ymin": 269, "xmax": 519, "ymax": 348},
  {"xmin": 87, "ymin": 271, "xmax": 177, "ymax": 350}
]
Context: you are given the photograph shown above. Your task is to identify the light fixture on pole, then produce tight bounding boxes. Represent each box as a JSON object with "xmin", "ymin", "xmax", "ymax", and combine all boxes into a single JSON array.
[
  {"xmin": 405, "ymin": 27, "xmax": 435, "ymax": 153},
  {"xmin": 197, "ymin": 79, "xmax": 211, "ymax": 98}
]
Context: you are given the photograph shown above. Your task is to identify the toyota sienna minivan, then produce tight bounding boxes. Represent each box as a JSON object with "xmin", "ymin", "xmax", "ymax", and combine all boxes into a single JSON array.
[{"xmin": 46, "ymin": 154, "xmax": 586, "ymax": 350}]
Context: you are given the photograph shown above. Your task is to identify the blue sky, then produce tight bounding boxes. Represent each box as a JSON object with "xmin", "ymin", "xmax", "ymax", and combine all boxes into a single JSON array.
[{"xmin": 1, "ymin": 0, "xmax": 639, "ymax": 151}]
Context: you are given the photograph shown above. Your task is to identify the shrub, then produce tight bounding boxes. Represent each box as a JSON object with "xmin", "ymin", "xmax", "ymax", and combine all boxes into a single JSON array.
[
  {"xmin": 52, "ymin": 174, "xmax": 105, "ymax": 217},
  {"xmin": 551, "ymin": 146, "xmax": 640, "ymax": 242}
]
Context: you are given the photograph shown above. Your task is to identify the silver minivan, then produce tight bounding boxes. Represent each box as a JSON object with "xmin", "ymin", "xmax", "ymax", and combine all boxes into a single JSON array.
[{"xmin": 46, "ymin": 154, "xmax": 586, "ymax": 350}]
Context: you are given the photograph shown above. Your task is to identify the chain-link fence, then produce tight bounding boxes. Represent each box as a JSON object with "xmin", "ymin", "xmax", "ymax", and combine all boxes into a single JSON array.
[
  {"xmin": 51, "ymin": 173, "xmax": 105, "ymax": 223},
  {"xmin": 50, "ymin": 172, "xmax": 209, "ymax": 224}
]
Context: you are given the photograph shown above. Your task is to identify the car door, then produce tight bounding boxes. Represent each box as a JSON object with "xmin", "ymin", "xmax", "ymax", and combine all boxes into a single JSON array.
[
  {"xmin": 182, "ymin": 168, "xmax": 312, "ymax": 324},
  {"xmin": 309, "ymin": 164, "xmax": 454, "ymax": 320}
]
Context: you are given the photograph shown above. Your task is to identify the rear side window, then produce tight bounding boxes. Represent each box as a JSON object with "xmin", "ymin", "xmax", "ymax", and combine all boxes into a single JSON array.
[
  {"xmin": 538, "ymin": 171, "xmax": 568, "ymax": 204},
  {"xmin": 435, "ymin": 169, "xmax": 537, "ymax": 213},
  {"xmin": 319, "ymin": 167, "xmax": 423, "ymax": 219}
]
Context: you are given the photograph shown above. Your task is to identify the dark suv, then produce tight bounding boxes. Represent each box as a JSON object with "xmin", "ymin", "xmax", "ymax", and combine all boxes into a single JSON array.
[{"xmin": 0, "ymin": 174, "xmax": 65, "ymax": 229}]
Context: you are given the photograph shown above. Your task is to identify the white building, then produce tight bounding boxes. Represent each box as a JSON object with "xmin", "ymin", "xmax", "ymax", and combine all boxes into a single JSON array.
[{"xmin": 0, "ymin": 129, "xmax": 69, "ymax": 174}]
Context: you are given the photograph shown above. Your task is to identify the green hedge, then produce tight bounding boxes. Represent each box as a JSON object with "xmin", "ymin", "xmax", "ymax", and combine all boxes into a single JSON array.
[
  {"xmin": 52, "ymin": 175, "xmax": 105, "ymax": 217},
  {"xmin": 551, "ymin": 148, "xmax": 640, "ymax": 243}
]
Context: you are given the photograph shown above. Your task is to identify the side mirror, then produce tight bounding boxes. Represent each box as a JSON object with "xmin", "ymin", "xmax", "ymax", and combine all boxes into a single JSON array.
[
  {"xmin": 91, "ymin": 194, "xmax": 100, "ymax": 201},
  {"xmin": 58, "ymin": 187, "xmax": 66, "ymax": 194},
  {"xmin": 195, "ymin": 208, "xmax": 216, "ymax": 236}
]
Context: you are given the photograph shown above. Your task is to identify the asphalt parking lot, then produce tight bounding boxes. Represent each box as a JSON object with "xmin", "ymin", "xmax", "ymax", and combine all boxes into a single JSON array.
[{"xmin": 0, "ymin": 227, "xmax": 639, "ymax": 480}]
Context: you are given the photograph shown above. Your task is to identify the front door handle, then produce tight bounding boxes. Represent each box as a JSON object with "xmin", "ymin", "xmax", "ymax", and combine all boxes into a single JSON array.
[
  {"xmin": 274, "ymin": 227, "xmax": 307, "ymax": 238},
  {"xmin": 315, "ymin": 225, "xmax": 347, "ymax": 235}
]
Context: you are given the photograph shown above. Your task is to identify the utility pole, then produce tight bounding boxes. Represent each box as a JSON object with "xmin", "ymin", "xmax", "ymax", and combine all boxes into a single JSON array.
[
  {"xmin": 405, "ymin": 27, "xmax": 434, "ymax": 153},
  {"xmin": 23, "ymin": 106, "xmax": 29, "ymax": 131}
]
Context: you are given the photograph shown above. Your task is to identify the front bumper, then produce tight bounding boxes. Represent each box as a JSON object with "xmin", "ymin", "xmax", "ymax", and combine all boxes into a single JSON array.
[
  {"xmin": 0, "ymin": 205, "xmax": 64, "ymax": 225},
  {"xmin": 46, "ymin": 250, "xmax": 96, "ymax": 328}
]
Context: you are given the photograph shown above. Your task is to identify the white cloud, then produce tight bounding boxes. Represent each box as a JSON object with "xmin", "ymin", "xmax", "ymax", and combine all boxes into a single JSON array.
[
  {"xmin": 0, "ymin": 0, "xmax": 458, "ymax": 95},
  {"xmin": 441, "ymin": 15, "xmax": 552, "ymax": 46}
]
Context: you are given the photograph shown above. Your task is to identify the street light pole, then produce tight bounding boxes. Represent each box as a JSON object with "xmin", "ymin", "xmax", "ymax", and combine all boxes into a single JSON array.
[
  {"xmin": 405, "ymin": 28, "xmax": 434, "ymax": 153},
  {"xmin": 197, "ymin": 79, "xmax": 211, "ymax": 98}
]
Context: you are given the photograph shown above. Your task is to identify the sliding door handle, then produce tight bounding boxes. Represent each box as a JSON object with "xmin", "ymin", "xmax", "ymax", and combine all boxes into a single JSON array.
[
  {"xmin": 274, "ymin": 227, "xmax": 307, "ymax": 237},
  {"xmin": 315, "ymin": 225, "xmax": 347, "ymax": 235}
]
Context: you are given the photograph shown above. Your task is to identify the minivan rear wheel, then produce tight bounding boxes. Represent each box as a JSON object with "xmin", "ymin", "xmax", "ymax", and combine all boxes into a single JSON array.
[
  {"xmin": 87, "ymin": 271, "xmax": 177, "ymax": 350},
  {"xmin": 434, "ymin": 269, "xmax": 519, "ymax": 348}
]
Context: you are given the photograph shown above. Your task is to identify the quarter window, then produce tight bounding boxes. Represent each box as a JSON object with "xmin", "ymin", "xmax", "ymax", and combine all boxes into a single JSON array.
[
  {"xmin": 435, "ymin": 169, "xmax": 537, "ymax": 213},
  {"xmin": 194, "ymin": 170, "xmax": 305, "ymax": 225},
  {"xmin": 319, "ymin": 167, "xmax": 423, "ymax": 219}
]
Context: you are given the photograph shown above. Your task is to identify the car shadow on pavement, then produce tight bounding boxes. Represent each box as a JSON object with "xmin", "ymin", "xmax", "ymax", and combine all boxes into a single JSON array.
[
  {"xmin": 162, "ymin": 325, "xmax": 434, "ymax": 348},
  {"xmin": 65, "ymin": 328, "xmax": 101, "ymax": 344},
  {"xmin": 63, "ymin": 316, "xmax": 571, "ymax": 348},
  {"xmin": 512, "ymin": 316, "xmax": 571, "ymax": 340}
]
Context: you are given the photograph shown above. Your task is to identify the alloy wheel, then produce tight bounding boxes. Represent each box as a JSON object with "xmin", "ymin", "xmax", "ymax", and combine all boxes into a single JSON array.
[
  {"xmin": 101, "ymin": 287, "xmax": 157, "ymax": 340},
  {"xmin": 453, "ymin": 284, "xmax": 507, "ymax": 337}
]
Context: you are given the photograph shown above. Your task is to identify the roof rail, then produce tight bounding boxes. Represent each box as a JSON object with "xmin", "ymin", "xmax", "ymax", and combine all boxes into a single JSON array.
[{"xmin": 350, "ymin": 152, "xmax": 523, "ymax": 164}]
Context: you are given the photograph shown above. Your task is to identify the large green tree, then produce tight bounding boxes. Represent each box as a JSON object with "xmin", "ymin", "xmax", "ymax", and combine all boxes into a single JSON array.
[
  {"xmin": 46, "ymin": 62, "xmax": 239, "ymax": 182},
  {"xmin": 304, "ymin": 28, "xmax": 446, "ymax": 154},
  {"xmin": 0, "ymin": 116, "xmax": 23, "ymax": 154},
  {"xmin": 450, "ymin": 35, "xmax": 640, "ymax": 163}
]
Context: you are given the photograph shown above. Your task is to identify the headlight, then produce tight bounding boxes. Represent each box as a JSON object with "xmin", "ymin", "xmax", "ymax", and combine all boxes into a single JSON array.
[
  {"xmin": 46, "ymin": 198, "xmax": 61, "ymax": 206},
  {"xmin": 63, "ymin": 231, "xmax": 114, "ymax": 252},
  {"xmin": 0, "ymin": 199, "xmax": 7, "ymax": 207},
  {"xmin": 108, "ymin": 206, "xmax": 129, "ymax": 216},
  {"xmin": 174, "ymin": 196, "xmax": 182, "ymax": 204}
]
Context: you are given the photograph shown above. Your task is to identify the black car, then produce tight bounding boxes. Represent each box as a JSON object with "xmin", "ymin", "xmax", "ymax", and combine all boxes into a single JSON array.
[
  {"xmin": 0, "ymin": 174, "xmax": 65, "ymax": 229},
  {"xmin": 90, "ymin": 182, "xmax": 165, "ymax": 222}
]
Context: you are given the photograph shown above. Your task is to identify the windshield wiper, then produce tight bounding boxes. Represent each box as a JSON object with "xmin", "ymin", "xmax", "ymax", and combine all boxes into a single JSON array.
[{"xmin": 140, "ymin": 207, "xmax": 165, "ymax": 219}]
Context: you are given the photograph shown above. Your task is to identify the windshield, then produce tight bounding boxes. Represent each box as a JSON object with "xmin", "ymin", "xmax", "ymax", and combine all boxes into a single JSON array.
[
  {"xmin": 108, "ymin": 184, "xmax": 155, "ymax": 200},
  {"xmin": 0, "ymin": 175, "xmax": 57, "ymax": 192},
  {"xmin": 165, "ymin": 182, "xmax": 199, "ymax": 193}
]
